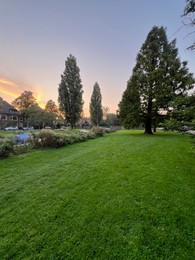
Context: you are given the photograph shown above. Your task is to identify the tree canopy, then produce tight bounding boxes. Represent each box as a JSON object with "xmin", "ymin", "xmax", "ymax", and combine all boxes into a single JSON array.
[
  {"xmin": 12, "ymin": 91, "xmax": 37, "ymax": 110},
  {"xmin": 118, "ymin": 26, "xmax": 194, "ymax": 134},
  {"xmin": 58, "ymin": 54, "xmax": 83, "ymax": 128},
  {"xmin": 45, "ymin": 99, "xmax": 58, "ymax": 114},
  {"xmin": 90, "ymin": 82, "xmax": 103, "ymax": 126}
]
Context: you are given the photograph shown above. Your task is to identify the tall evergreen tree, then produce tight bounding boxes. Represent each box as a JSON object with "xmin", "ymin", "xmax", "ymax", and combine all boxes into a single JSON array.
[
  {"xmin": 118, "ymin": 26, "xmax": 194, "ymax": 134},
  {"xmin": 118, "ymin": 76, "xmax": 141, "ymax": 128},
  {"xmin": 90, "ymin": 82, "xmax": 103, "ymax": 126},
  {"xmin": 58, "ymin": 54, "xmax": 83, "ymax": 128}
]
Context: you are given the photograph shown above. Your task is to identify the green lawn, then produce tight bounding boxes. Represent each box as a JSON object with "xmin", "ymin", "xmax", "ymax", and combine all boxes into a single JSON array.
[{"xmin": 0, "ymin": 130, "xmax": 194, "ymax": 259}]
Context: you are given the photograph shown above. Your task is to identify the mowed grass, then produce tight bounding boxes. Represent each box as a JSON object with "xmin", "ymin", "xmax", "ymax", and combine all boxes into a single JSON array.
[{"xmin": 0, "ymin": 130, "xmax": 194, "ymax": 259}]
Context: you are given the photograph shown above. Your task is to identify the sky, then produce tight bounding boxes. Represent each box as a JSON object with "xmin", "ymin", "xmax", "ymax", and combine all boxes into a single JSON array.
[{"xmin": 0, "ymin": 0, "xmax": 194, "ymax": 116}]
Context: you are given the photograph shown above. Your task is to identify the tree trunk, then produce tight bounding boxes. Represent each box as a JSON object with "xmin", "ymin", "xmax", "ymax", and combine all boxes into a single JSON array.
[{"xmin": 145, "ymin": 117, "xmax": 153, "ymax": 134}]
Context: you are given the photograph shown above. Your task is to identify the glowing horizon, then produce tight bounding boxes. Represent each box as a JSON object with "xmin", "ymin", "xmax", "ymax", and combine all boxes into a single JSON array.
[
  {"xmin": 0, "ymin": 76, "xmax": 47, "ymax": 109},
  {"xmin": 0, "ymin": 78, "xmax": 18, "ymax": 87}
]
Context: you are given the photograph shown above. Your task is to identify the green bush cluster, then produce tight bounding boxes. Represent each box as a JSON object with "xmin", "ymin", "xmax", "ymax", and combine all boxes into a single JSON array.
[
  {"xmin": 13, "ymin": 144, "xmax": 32, "ymax": 155},
  {"xmin": 0, "ymin": 128, "xmax": 112, "ymax": 159},
  {"xmin": 0, "ymin": 137, "xmax": 15, "ymax": 158},
  {"xmin": 31, "ymin": 130, "xmax": 96, "ymax": 148},
  {"xmin": 160, "ymin": 119, "xmax": 195, "ymax": 132},
  {"xmin": 92, "ymin": 127, "xmax": 105, "ymax": 137}
]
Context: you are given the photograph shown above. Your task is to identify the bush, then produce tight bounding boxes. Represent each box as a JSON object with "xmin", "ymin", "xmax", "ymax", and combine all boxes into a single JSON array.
[
  {"xmin": 31, "ymin": 131, "xmax": 58, "ymax": 148},
  {"xmin": 92, "ymin": 127, "xmax": 104, "ymax": 137},
  {"xmin": 0, "ymin": 138, "xmax": 15, "ymax": 158},
  {"xmin": 0, "ymin": 129, "xmax": 104, "ymax": 158},
  {"xmin": 31, "ymin": 130, "xmax": 97, "ymax": 148},
  {"xmin": 160, "ymin": 119, "xmax": 195, "ymax": 132},
  {"xmin": 13, "ymin": 144, "xmax": 32, "ymax": 155}
]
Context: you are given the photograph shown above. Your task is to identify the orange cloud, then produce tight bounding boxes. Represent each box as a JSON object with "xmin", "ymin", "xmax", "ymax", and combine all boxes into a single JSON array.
[
  {"xmin": 0, "ymin": 86, "xmax": 18, "ymax": 98},
  {"xmin": 0, "ymin": 78, "xmax": 18, "ymax": 87},
  {"xmin": 0, "ymin": 76, "xmax": 47, "ymax": 109}
]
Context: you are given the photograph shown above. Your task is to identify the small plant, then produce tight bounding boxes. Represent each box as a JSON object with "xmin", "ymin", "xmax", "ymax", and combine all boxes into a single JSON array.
[
  {"xmin": 0, "ymin": 138, "xmax": 15, "ymax": 158},
  {"xmin": 92, "ymin": 127, "xmax": 104, "ymax": 137},
  {"xmin": 13, "ymin": 144, "xmax": 32, "ymax": 155}
]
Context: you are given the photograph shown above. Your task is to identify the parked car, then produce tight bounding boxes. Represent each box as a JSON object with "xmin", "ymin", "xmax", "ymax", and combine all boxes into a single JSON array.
[
  {"xmin": 23, "ymin": 126, "xmax": 34, "ymax": 131},
  {"xmin": 4, "ymin": 126, "xmax": 18, "ymax": 131}
]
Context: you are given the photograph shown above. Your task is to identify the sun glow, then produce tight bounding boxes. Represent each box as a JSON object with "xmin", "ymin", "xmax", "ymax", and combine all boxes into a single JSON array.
[
  {"xmin": 0, "ymin": 78, "xmax": 18, "ymax": 87},
  {"xmin": 0, "ymin": 87, "xmax": 18, "ymax": 98},
  {"xmin": 0, "ymin": 77, "xmax": 47, "ymax": 109}
]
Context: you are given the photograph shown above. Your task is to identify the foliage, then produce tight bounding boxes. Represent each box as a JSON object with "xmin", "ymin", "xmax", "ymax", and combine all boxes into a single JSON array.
[
  {"xmin": 160, "ymin": 119, "xmax": 195, "ymax": 132},
  {"xmin": 118, "ymin": 26, "xmax": 194, "ymax": 134},
  {"xmin": 183, "ymin": 0, "xmax": 195, "ymax": 50},
  {"xmin": 0, "ymin": 137, "xmax": 15, "ymax": 158},
  {"xmin": 27, "ymin": 109, "xmax": 56, "ymax": 129},
  {"xmin": 0, "ymin": 131, "xmax": 194, "ymax": 259},
  {"xmin": 90, "ymin": 82, "xmax": 103, "ymax": 126},
  {"xmin": 45, "ymin": 99, "xmax": 59, "ymax": 114},
  {"xmin": 12, "ymin": 91, "xmax": 37, "ymax": 110},
  {"xmin": 13, "ymin": 144, "xmax": 32, "ymax": 155},
  {"xmin": 92, "ymin": 127, "xmax": 104, "ymax": 137},
  {"xmin": 30, "ymin": 130, "xmax": 96, "ymax": 148},
  {"xmin": 58, "ymin": 54, "xmax": 84, "ymax": 128},
  {"xmin": 100, "ymin": 113, "xmax": 121, "ymax": 127},
  {"xmin": 160, "ymin": 118, "xmax": 182, "ymax": 131},
  {"xmin": 169, "ymin": 93, "xmax": 195, "ymax": 122},
  {"xmin": 118, "ymin": 76, "xmax": 141, "ymax": 129}
]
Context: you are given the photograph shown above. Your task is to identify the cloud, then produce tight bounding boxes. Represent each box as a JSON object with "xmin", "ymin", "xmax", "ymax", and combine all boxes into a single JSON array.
[
  {"xmin": 0, "ymin": 78, "xmax": 18, "ymax": 87},
  {"xmin": 0, "ymin": 76, "xmax": 46, "ymax": 108},
  {"xmin": 0, "ymin": 86, "xmax": 18, "ymax": 98}
]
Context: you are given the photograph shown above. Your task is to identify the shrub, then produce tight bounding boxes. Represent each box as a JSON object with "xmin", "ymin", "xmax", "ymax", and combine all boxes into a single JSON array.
[
  {"xmin": 31, "ymin": 130, "xmax": 97, "ymax": 148},
  {"xmin": 13, "ymin": 144, "xmax": 32, "ymax": 155},
  {"xmin": 0, "ymin": 129, "xmax": 104, "ymax": 158},
  {"xmin": 0, "ymin": 138, "xmax": 15, "ymax": 158},
  {"xmin": 92, "ymin": 127, "xmax": 104, "ymax": 137},
  {"xmin": 32, "ymin": 131, "xmax": 57, "ymax": 148}
]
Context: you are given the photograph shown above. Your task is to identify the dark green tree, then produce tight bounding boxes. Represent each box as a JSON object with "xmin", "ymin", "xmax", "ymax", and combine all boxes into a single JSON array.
[
  {"xmin": 118, "ymin": 26, "xmax": 194, "ymax": 134},
  {"xmin": 89, "ymin": 82, "xmax": 103, "ymax": 126},
  {"xmin": 169, "ymin": 93, "xmax": 195, "ymax": 123},
  {"xmin": 27, "ymin": 110, "xmax": 56, "ymax": 129},
  {"xmin": 105, "ymin": 113, "xmax": 120, "ymax": 127},
  {"xmin": 118, "ymin": 76, "xmax": 141, "ymax": 129},
  {"xmin": 58, "ymin": 54, "xmax": 83, "ymax": 128}
]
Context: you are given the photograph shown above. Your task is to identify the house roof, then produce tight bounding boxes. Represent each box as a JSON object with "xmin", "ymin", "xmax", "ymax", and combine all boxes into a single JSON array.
[{"xmin": 0, "ymin": 99, "xmax": 20, "ymax": 115}]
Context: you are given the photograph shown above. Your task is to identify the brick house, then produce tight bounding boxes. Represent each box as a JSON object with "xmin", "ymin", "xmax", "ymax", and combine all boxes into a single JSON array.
[{"xmin": 0, "ymin": 99, "xmax": 26, "ymax": 129}]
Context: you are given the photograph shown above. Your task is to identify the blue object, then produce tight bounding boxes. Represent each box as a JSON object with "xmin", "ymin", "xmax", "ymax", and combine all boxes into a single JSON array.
[{"xmin": 14, "ymin": 132, "xmax": 30, "ymax": 144}]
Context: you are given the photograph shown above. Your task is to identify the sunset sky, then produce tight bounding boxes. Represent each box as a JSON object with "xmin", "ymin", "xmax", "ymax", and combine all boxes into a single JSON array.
[{"xmin": 0, "ymin": 0, "xmax": 194, "ymax": 116}]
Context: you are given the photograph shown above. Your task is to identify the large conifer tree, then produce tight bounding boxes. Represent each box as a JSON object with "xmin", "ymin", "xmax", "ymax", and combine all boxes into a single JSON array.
[
  {"xmin": 118, "ymin": 26, "xmax": 194, "ymax": 134},
  {"xmin": 58, "ymin": 54, "xmax": 83, "ymax": 128},
  {"xmin": 90, "ymin": 82, "xmax": 103, "ymax": 126}
]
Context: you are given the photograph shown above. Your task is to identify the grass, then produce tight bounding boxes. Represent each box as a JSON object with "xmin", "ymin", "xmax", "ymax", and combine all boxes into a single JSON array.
[{"xmin": 0, "ymin": 130, "xmax": 194, "ymax": 259}]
